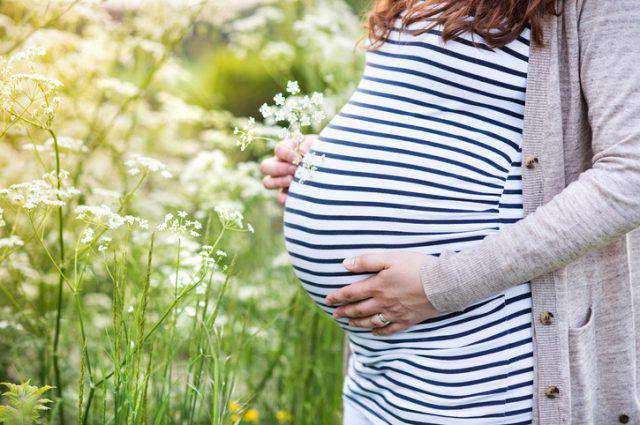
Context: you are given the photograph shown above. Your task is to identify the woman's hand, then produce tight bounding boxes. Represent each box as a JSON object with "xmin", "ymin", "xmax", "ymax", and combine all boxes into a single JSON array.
[
  {"xmin": 259, "ymin": 135, "xmax": 317, "ymax": 204},
  {"xmin": 325, "ymin": 251, "xmax": 440, "ymax": 336}
]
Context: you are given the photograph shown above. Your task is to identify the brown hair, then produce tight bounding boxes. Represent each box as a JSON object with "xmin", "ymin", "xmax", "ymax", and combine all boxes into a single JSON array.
[{"xmin": 365, "ymin": 0, "xmax": 560, "ymax": 49}]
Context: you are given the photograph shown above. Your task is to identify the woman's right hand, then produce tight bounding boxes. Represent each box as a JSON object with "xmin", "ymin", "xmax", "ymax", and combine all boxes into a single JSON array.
[{"xmin": 260, "ymin": 135, "xmax": 317, "ymax": 204}]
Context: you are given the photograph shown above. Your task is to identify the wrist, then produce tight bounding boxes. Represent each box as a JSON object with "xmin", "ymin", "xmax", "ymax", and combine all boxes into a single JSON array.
[{"xmin": 420, "ymin": 250, "xmax": 466, "ymax": 313}]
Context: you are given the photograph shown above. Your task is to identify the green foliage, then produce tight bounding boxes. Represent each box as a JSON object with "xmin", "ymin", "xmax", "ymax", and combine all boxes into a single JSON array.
[
  {"xmin": 0, "ymin": 0, "xmax": 362, "ymax": 423},
  {"xmin": 190, "ymin": 50, "xmax": 283, "ymax": 118},
  {"xmin": 0, "ymin": 381, "xmax": 53, "ymax": 425}
]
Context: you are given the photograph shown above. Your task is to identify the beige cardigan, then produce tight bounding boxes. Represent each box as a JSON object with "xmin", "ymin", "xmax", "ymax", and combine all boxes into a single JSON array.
[{"xmin": 344, "ymin": 0, "xmax": 640, "ymax": 423}]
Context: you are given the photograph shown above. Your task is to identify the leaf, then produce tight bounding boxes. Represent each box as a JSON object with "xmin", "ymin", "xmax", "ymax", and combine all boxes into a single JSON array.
[{"xmin": 0, "ymin": 381, "xmax": 54, "ymax": 425}]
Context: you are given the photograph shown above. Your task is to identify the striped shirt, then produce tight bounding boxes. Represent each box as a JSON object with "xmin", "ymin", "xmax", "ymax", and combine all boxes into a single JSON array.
[{"xmin": 283, "ymin": 17, "xmax": 534, "ymax": 425}]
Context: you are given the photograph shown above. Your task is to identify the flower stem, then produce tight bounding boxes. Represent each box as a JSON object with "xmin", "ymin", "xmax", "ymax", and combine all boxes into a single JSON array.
[{"xmin": 50, "ymin": 129, "xmax": 67, "ymax": 425}]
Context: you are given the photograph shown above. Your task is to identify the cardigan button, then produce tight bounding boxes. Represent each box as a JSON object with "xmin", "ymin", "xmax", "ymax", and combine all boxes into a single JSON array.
[
  {"xmin": 544, "ymin": 385, "xmax": 560, "ymax": 398},
  {"xmin": 619, "ymin": 414, "xmax": 630, "ymax": 423},
  {"xmin": 524, "ymin": 155, "xmax": 539, "ymax": 168},
  {"xmin": 540, "ymin": 311, "xmax": 555, "ymax": 325}
]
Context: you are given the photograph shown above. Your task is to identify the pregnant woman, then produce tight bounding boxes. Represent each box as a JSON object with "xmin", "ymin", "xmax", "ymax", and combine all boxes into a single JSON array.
[{"xmin": 261, "ymin": 0, "xmax": 640, "ymax": 424}]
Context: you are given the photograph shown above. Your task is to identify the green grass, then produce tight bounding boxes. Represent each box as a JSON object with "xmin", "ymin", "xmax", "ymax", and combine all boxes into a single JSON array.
[{"xmin": 0, "ymin": 0, "xmax": 361, "ymax": 423}]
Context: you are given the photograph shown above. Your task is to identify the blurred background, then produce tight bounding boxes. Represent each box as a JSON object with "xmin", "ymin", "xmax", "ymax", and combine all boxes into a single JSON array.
[{"xmin": 0, "ymin": 0, "xmax": 372, "ymax": 423}]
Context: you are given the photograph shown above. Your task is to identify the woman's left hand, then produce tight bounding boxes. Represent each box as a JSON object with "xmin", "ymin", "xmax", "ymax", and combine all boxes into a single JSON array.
[{"xmin": 325, "ymin": 251, "xmax": 440, "ymax": 336}]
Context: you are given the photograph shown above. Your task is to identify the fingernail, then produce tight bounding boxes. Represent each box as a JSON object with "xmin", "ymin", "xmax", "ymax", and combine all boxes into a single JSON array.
[
  {"xmin": 342, "ymin": 257, "xmax": 355, "ymax": 269},
  {"xmin": 288, "ymin": 165, "xmax": 297, "ymax": 173}
]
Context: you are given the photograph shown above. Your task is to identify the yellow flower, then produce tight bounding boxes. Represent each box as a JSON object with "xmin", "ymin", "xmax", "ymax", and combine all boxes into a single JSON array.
[
  {"xmin": 276, "ymin": 410, "xmax": 292, "ymax": 422},
  {"xmin": 230, "ymin": 401, "xmax": 241, "ymax": 412},
  {"xmin": 244, "ymin": 408, "xmax": 259, "ymax": 423}
]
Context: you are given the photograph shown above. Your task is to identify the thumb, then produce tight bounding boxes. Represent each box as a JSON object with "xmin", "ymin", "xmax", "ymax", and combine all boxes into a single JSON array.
[{"xmin": 343, "ymin": 252, "xmax": 388, "ymax": 273}]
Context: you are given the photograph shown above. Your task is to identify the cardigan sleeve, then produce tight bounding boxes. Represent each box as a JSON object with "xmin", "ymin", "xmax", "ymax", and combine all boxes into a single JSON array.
[{"xmin": 421, "ymin": 0, "xmax": 640, "ymax": 313}]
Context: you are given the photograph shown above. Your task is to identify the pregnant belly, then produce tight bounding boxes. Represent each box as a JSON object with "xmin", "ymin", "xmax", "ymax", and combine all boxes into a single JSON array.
[{"xmin": 282, "ymin": 135, "xmax": 508, "ymax": 326}]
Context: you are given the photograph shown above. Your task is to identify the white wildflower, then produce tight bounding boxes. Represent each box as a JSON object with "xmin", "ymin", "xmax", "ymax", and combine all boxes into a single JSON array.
[
  {"xmin": 0, "ymin": 236, "xmax": 24, "ymax": 249},
  {"xmin": 125, "ymin": 154, "xmax": 172, "ymax": 179},
  {"xmin": 0, "ymin": 170, "xmax": 80, "ymax": 210},
  {"xmin": 286, "ymin": 80, "xmax": 300, "ymax": 95},
  {"xmin": 233, "ymin": 117, "xmax": 256, "ymax": 151},
  {"xmin": 297, "ymin": 151, "xmax": 325, "ymax": 185},
  {"xmin": 215, "ymin": 206, "xmax": 253, "ymax": 233},
  {"xmin": 259, "ymin": 103, "xmax": 272, "ymax": 119},
  {"xmin": 76, "ymin": 204, "xmax": 148, "ymax": 231},
  {"xmin": 198, "ymin": 249, "xmax": 217, "ymax": 267},
  {"xmin": 80, "ymin": 228, "xmax": 94, "ymax": 244},
  {"xmin": 11, "ymin": 73, "xmax": 63, "ymax": 93},
  {"xmin": 157, "ymin": 211, "xmax": 202, "ymax": 238},
  {"xmin": 235, "ymin": 82, "xmax": 325, "ymax": 163},
  {"xmin": 273, "ymin": 93, "xmax": 285, "ymax": 106},
  {"xmin": 97, "ymin": 236, "xmax": 112, "ymax": 253}
]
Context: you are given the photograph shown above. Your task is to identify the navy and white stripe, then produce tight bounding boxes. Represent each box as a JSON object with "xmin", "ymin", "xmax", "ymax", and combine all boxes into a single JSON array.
[{"xmin": 283, "ymin": 18, "xmax": 533, "ymax": 425}]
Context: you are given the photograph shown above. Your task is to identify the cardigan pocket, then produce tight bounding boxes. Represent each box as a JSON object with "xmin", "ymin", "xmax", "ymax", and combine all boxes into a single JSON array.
[{"xmin": 568, "ymin": 305, "xmax": 596, "ymax": 424}]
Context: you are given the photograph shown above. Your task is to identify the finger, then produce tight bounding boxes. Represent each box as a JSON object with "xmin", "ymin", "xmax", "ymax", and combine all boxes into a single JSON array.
[
  {"xmin": 260, "ymin": 158, "xmax": 297, "ymax": 177},
  {"xmin": 262, "ymin": 175, "xmax": 292, "ymax": 190},
  {"xmin": 277, "ymin": 189, "xmax": 288, "ymax": 205},
  {"xmin": 349, "ymin": 314, "xmax": 389, "ymax": 329},
  {"xmin": 299, "ymin": 134, "xmax": 318, "ymax": 154},
  {"xmin": 342, "ymin": 252, "xmax": 389, "ymax": 273},
  {"xmin": 372, "ymin": 322, "xmax": 406, "ymax": 336},
  {"xmin": 274, "ymin": 141, "xmax": 301, "ymax": 164},
  {"xmin": 334, "ymin": 298, "xmax": 382, "ymax": 319},
  {"xmin": 325, "ymin": 276, "xmax": 381, "ymax": 306}
]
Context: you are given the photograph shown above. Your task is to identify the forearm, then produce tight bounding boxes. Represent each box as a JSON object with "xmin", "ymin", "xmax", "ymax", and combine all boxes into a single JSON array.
[
  {"xmin": 421, "ymin": 0, "xmax": 640, "ymax": 313},
  {"xmin": 422, "ymin": 151, "xmax": 640, "ymax": 313}
]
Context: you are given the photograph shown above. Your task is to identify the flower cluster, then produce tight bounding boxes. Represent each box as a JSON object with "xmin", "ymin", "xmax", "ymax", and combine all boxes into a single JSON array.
[
  {"xmin": 157, "ymin": 211, "xmax": 202, "ymax": 238},
  {"xmin": 297, "ymin": 151, "xmax": 326, "ymax": 185},
  {"xmin": 215, "ymin": 206, "xmax": 253, "ymax": 233},
  {"xmin": 0, "ymin": 236, "xmax": 24, "ymax": 249},
  {"xmin": 180, "ymin": 150, "xmax": 265, "ymax": 207},
  {"xmin": 1, "ymin": 46, "xmax": 63, "ymax": 129},
  {"xmin": 198, "ymin": 244, "xmax": 227, "ymax": 268},
  {"xmin": 233, "ymin": 117, "xmax": 256, "ymax": 152},
  {"xmin": 76, "ymin": 204, "xmax": 149, "ymax": 231},
  {"xmin": 125, "ymin": 154, "xmax": 172, "ymax": 179},
  {"xmin": 234, "ymin": 80, "xmax": 326, "ymax": 184},
  {"xmin": 234, "ymin": 81, "xmax": 325, "ymax": 151},
  {"xmin": 0, "ymin": 170, "xmax": 80, "ymax": 211},
  {"xmin": 258, "ymin": 81, "xmax": 325, "ymax": 145}
]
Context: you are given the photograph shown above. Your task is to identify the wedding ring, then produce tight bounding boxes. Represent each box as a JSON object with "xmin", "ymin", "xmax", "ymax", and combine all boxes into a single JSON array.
[{"xmin": 375, "ymin": 313, "xmax": 390, "ymax": 326}]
